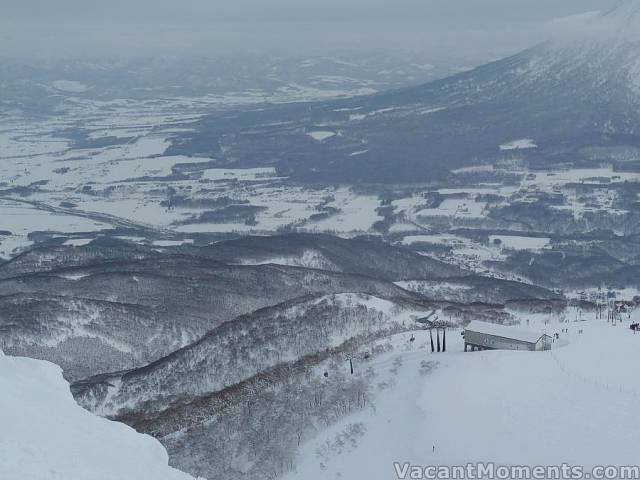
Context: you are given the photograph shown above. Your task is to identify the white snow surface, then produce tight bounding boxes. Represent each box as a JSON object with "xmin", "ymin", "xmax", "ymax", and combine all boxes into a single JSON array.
[
  {"xmin": 307, "ymin": 130, "xmax": 336, "ymax": 141},
  {"xmin": 489, "ymin": 235, "xmax": 551, "ymax": 251},
  {"xmin": 52, "ymin": 80, "xmax": 90, "ymax": 93},
  {"xmin": 237, "ymin": 249, "xmax": 337, "ymax": 270},
  {"xmin": 286, "ymin": 316, "xmax": 640, "ymax": 480},
  {"xmin": 0, "ymin": 351, "xmax": 199, "ymax": 480},
  {"xmin": 499, "ymin": 138, "xmax": 537, "ymax": 151}
]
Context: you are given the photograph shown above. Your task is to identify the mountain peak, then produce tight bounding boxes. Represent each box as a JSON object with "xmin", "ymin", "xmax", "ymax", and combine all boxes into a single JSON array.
[
  {"xmin": 605, "ymin": 0, "xmax": 640, "ymax": 18},
  {"xmin": 600, "ymin": 0, "xmax": 640, "ymax": 37},
  {"xmin": 547, "ymin": 0, "xmax": 640, "ymax": 55}
]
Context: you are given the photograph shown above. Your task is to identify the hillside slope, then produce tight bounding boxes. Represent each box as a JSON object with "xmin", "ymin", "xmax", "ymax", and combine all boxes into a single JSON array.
[
  {"xmin": 199, "ymin": 233, "xmax": 465, "ymax": 280},
  {"xmin": 284, "ymin": 318, "xmax": 640, "ymax": 480},
  {"xmin": 0, "ymin": 239, "xmax": 419, "ymax": 381},
  {"xmin": 73, "ymin": 293, "xmax": 435, "ymax": 416},
  {"xmin": 74, "ymin": 293, "xmax": 441, "ymax": 480}
]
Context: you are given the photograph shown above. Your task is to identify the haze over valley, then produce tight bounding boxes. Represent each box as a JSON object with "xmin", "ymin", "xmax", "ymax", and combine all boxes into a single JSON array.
[{"xmin": 3, "ymin": 1, "xmax": 640, "ymax": 479}]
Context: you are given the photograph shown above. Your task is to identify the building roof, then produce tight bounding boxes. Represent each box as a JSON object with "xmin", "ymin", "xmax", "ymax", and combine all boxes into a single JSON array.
[{"xmin": 465, "ymin": 320, "xmax": 549, "ymax": 344}]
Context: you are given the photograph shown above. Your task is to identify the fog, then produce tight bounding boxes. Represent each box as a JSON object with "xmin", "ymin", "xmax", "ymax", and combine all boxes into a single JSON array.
[{"xmin": 1, "ymin": 0, "xmax": 617, "ymax": 60}]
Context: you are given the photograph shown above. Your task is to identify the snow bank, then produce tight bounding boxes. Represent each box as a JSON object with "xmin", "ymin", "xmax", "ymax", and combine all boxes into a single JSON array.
[{"xmin": 0, "ymin": 351, "xmax": 199, "ymax": 480}]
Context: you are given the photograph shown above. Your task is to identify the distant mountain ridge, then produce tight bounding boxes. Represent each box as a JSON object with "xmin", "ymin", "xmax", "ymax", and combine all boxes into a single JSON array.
[
  {"xmin": 0, "ymin": 244, "xmax": 418, "ymax": 381},
  {"xmin": 167, "ymin": 1, "xmax": 640, "ymax": 183},
  {"xmin": 195, "ymin": 233, "xmax": 465, "ymax": 280},
  {"xmin": 0, "ymin": 234, "xmax": 560, "ymax": 383}
]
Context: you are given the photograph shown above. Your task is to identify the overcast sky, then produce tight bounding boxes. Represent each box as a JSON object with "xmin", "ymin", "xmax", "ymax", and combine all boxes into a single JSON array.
[{"xmin": 0, "ymin": 0, "xmax": 618, "ymax": 60}]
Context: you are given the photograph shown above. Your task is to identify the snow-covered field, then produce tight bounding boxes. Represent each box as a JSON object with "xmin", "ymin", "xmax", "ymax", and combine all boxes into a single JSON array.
[
  {"xmin": 2, "ymin": 88, "xmax": 639, "ymax": 265},
  {"xmin": 489, "ymin": 234, "xmax": 551, "ymax": 251},
  {"xmin": 307, "ymin": 130, "xmax": 337, "ymax": 141},
  {"xmin": 286, "ymin": 315, "xmax": 640, "ymax": 479},
  {"xmin": 500, "ymin": 138, "xmax": 537, "ymax": 151},
  {"xmin": 401, "ymin": 234, "xmax": 506, "ymax": 272},
  {"xmin": 0, "ymin": 351, "xmax": 199, "ymax": 480},
  {"xmin": 0, "ymin": 102, "xmax": 386, "ymax": 258},
  {"xmin": 393, "ymin": 194, "xmax": 490, "ymax": 221}
]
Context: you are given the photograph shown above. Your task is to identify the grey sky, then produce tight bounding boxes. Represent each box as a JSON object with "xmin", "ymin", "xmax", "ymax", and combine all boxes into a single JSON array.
[{"xmin": 0, "ymin": 0, "xmax": 617, "ymax": 60}]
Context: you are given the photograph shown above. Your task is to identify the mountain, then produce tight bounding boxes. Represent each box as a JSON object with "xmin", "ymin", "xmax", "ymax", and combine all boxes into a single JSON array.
[
  {"xmin": 603, "ymin": 0, "xmax": 640, "ymax": 29},
  {"xmin": 167, "ymin": 1, "xmax": 640, "ymax": 183},
  {"xmin": 4, "ymin": 234, "xmax": 559, "ymax": 480},
  {"xmin": 195, "ymin": 233, "xmax": 466, "ymax": 280},
  {"xmin": 0, "ymin": 53, "xmax": 459, "ymax": 116},
  {"xmin": 488, "ymin": 245, "xmax": 640, "ymax": 289},
  {"xmin": 72, "ymin": 293, "xmax": 438, "ymax": 480},
  {"xmin": 72, "ymin": 293, "xmax": 434, "ymax": 417},
  {"xmin": 0, "ymin": 293, "xmax": 200, "ymax": 382},
  {"xmin": 0, "ymin": 234, "xmax": 464, "ymax": 281},
  {"xmin": 0, "ymin": 351, "xmax": 198, "ymax": 480},
  {"xmin": 0, "ymin": 238, "xmax": 422, "ymax": 381},
  {"xmin": 1, "ymin": 234, "xmax": 563, "ymax": 382},
  {"xmin": 397, "ymin": 276, "xmax": 562, "ymax": 305}
]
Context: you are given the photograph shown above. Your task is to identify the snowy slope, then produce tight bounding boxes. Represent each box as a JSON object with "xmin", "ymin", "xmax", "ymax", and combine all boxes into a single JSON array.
[
  {"xmin": 73, "ymin": 293, "xmax": 435, "ymax": 416},
  {"xmin": 285, "ymin": 316, "xmax": 640, "ymax": 479},
  {"xmin": 0, "ymin": 351, "xmax": 199, "ymax": 480}
]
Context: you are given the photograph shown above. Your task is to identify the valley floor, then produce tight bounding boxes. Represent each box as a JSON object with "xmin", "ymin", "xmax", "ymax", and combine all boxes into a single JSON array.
[{"xmin": 287, "ymin": 316, "xmax": 640, "ymax": 479}]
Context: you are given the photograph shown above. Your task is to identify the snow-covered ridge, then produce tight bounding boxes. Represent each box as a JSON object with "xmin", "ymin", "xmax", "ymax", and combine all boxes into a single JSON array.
[
  {"xmin": 554, "ymin": 0, "xmax": 640, "ymax": 43},
  {"xmin": 602, "ymin": 0, "xmax": 640, "ymax": 31},
  {"xmin": 0, "ymin": 350, "xmax": 199, "ymax": 480},
  {"xmin": 236, "ymin": 249, "xmax": 337, "ymax": 270}
]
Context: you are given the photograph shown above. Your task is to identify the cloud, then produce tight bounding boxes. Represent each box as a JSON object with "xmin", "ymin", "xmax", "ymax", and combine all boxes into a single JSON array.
[{"xmin": 0, "ymin": 0, "xmax": 617, "ymax": 60}]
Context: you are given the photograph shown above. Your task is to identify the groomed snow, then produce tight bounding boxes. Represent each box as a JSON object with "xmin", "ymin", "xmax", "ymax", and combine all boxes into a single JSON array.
[
  {"xmin": 0, "ymin": 351, "xmax": 199, "ymax": 480},
  {"xmin": 286, "ymin": 316, "xmax": 640, "ymax": 480}
]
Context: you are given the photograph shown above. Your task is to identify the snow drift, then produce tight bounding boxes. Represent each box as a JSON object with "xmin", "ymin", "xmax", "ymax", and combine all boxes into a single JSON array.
[{"xmin": 0, "ymin": 350, "xmax": 199, "ymax": 480}]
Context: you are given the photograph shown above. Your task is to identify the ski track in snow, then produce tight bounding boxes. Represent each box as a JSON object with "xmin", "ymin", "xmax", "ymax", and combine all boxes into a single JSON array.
[{"xmin": 286, "ymin": 315, "xmax": 640, "ymax": 480}]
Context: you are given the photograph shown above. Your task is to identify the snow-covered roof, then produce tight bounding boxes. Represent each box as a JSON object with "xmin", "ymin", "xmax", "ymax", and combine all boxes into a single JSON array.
[{"xmin": 465, "ymin": 320, "xmax": 549, "ymax": 344}]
